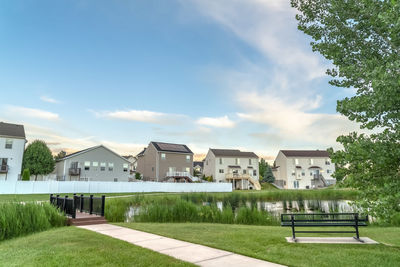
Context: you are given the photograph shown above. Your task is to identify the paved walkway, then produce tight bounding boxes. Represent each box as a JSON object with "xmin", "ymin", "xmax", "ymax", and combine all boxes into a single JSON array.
[{"xmin": 78, "ymin": 224, "xmax": 285, "ymax": 267}]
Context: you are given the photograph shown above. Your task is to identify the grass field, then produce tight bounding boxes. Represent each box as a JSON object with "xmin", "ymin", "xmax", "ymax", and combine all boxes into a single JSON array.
[
  {"xmin": 0, "ymin": 226, "xmax": 193, "ymax": 267},
  {"xmin": 119, "ymin": 223, "xmax": 400, "ymax": 267}
]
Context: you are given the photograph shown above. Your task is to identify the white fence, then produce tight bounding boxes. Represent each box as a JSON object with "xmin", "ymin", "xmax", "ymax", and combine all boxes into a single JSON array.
[{"xmin": 0, "ymin": 181, "xmax": 232, "ymax": 194}]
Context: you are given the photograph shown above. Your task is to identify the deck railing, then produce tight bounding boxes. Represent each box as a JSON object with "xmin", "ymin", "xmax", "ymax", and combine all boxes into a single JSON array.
[{"xmin": 50, "ymin": 194, "xmax": 105, "ymax": 218}]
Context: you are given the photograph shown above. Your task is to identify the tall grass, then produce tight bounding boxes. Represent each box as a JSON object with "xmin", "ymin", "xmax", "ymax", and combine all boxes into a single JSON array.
[{"xmin": 0, "ymin": 202, "xmax": 66, "ymax": 241}]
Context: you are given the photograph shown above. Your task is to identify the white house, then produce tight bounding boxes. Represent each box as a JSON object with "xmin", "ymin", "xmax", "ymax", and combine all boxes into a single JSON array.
[
  {"xmin": 203, "ymin": 149, "xmax": 261, "ymax": 190},
  {"xmin": 55, "ymin": 145, "xmax": 132, "ymax": 182},
  {"xmin": 0, "ymin": 122, "xmax": 26, "ymax": 181},
  {"xmin": 272, "ymin": 150, "xmax": 336, "ymax": 189}
]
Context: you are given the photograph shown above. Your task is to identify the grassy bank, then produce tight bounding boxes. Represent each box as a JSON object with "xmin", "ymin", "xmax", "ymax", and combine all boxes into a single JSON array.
[
  {"xmin": 0, "ymin": 202, "xmax": 65, "ymax": 241},
  {"xmin": 119, "ymin": 223, "xmax": 400, "ymax": 267},
  {"xmin": 0, "ymin": 227, "xmax": 193, "ymax": 267}
]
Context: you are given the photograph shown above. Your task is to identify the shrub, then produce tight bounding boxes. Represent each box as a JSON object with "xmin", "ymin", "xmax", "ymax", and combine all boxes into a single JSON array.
[
  {"xmin": 0, "ymin": 202, "xmax": 65, "ymax": 241},
  {"xmin": 135, "ymin": 172, "xmax": 142, "ymax": 180},
  {"xmin": 22, "ymin": 169, "xmax": 30, "ymax": 181}
]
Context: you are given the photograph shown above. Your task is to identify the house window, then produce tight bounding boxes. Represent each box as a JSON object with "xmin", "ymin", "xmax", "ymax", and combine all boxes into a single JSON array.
[
  {"xmin": 84, "ymin": 161, "xmax": 90, "ymax": 171},
  {"xmin": 243, "ymin": 170, "xmax": 247, "ymax": 174},
  {"xmin": 5, "ymin": 139, "xmax": 13, "ymax": 149},
  {"xmin": 293, "ymin": 181, "xmax": 299, "ymax": 189},
  {"xmin": 309, "ymin": 159, "xmax": 314, "ymax": 165},
  {"xmin": 219, "ymin": 158, "xmax": 223, "ymax": 164},
  {"xmin": 186, "ymin": 155, "xmax": 191, "ymax": 163},
  {"xmin": 219, "ymin": 169, "xmax": 224, "ymax": 174},
  {"xmin": 292, "ymin": 171, "xmax": 295, "ymax": 176},
  {"xmin": 327, "ymin": 170, "xmax": 331, "ymax": 174},
  {"xmin": 114, "ymin": 178, "xmax": 118, "ymax": 182},
  {"xmin": 302, "ymin": 171, "xmax": 305, "ymax": 176},
  {"xmin": 325, "ymin": 160, "xmax": 331, "ymax": 165},
  {"xmin": 249, "ymin": 159, "xmax": 251, "ymax": 165},
  {"xmin": 235, "ymin": 158, "xmax": 240, "ymax": 165},
  {"xmin": 310, "ymin": 172, "xmax": 313, "ymax": 176},
  {"xmin": 295, "ymin": 158, "xmax": 299, "ymax": 165},
  {"xmin": 161, "ymin": 153, "xmax": 166, "ymax": 160},
  {"xmin": 100, "ymin": 162, "xmax": 106, "ymax": 171},
  {"xmin": 93, "ymin": 162, "xmax": 98, "ymax": 167},
  {"xmin": 123, "ymin": 163, "xmax": 128, "ymax": 172},
  {"xmin": 108, "ymin": 163, "xmax": 114, "ymax": 171},
  {"xmin": 253, "ymin": 170, "xmax": 257, "ymax": 176},
  {"xmin": 185, "ymin": 167, "xmax": 190, "ymax": 173},
  {"xmin": 152, "ymin": 167, "xmax": 154, "ymax": 172}
]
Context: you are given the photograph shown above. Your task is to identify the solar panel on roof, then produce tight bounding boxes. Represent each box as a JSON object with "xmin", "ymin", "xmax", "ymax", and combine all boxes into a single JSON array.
[{"xmin": 157, "ymin": 143, "xmax": 188, "ymax": 152}]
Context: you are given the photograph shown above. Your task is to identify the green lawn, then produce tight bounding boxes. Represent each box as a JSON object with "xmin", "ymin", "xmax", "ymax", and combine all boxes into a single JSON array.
[
  {"xmin": 0, "ymin": 226, "xmax": 193, "ymax": 267},
  {"xmin": 119, "ymin": 223, "xmax": 400, "ymax": 267}
]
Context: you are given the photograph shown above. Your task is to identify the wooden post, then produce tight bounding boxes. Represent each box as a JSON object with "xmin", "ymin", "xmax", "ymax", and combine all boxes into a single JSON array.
[
  {"xmin": 291, "ymin": 214, "xmax": 296, "ymax": 241},
  {"xmin": 89, "ymin": 195, "xmax": 93, "ymax": 215}
]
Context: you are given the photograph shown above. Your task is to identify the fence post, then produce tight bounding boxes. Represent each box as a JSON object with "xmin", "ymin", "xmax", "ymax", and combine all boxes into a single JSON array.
[
  {"xmin": 72, "ymin": 195, "xmax": 76, "ymax": 219},
  {"xmin": 64, "ymin": 195, "xmax": 68, "ymax": 214},
  {"xmin": 50, "ymin": 194, "xmax": 53, "ymax": 204},
  {"xmin": 101, "ymin": 195, "xmax": 105, "ymax": 217},
  {"xmin": 355, "ymin": 213, "xmax": 359, "ymax": 240},
  {"xmin": 89, "ymin": 194, "xmax": 93, "ymax": 215},
  {"xmin": 291, "ymin": 214, "xmax": 296, "ymax": 241},
  {"xmin": 80, "ymin": 194, "xmax": 84, "ymax": 212}
]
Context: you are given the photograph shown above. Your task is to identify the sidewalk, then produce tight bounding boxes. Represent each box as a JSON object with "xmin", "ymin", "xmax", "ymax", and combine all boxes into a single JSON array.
[{"xmin": 78, "ymin": 224, "xmax": 285, "ymax": 267}]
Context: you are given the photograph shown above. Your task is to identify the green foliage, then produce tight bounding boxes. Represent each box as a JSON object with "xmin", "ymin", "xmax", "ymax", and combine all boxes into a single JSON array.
[
  {"xmin": 0, "ymin": 202, "xmax": 65, "ymax": 241},
  {"xmin": 54, "ymin": 150, "xmax": 66, "ymax": 160},
  {"xmin": 22, "ymin": 140, "xmax": 55, "ymax": 180},
  {"xmin": 135, "ymin": 172, "xmax": 142, "ymax": 180},
  {"xmin": 263, "ymin": 164, "xmax": 275, "ymax": 183},
  {"xmin": 291, "ymin": 0, "xmax": 400, "ymax": 223},
  {"xmin": 22, "ymin": 168, "xmax": 30, "ymax": 181},
  {"xmin": 259, "ymin": 158, "xmax": 266, "ymax": 180}
]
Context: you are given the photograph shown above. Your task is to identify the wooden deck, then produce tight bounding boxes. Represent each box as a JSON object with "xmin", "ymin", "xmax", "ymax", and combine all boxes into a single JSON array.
[{"xmin": 68, "ymin": 212, "xmax": 108, "ymax": 226}]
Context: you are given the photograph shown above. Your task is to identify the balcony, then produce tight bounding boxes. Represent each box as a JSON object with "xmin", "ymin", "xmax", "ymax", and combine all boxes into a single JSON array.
[
  {"xmin": 69, "ymin": 168, "xmax": 81, "ymax": 176},
  {"xmin": 225, "ymin": 173, "xmax": 251, "ymax": 180},
  {"xmin": 165, "ymin": 171, "xmax": 193, "ymax": 183},
  {"xmin": 0, "ymin": 165, "xmax": 8, "ymax": 173}
]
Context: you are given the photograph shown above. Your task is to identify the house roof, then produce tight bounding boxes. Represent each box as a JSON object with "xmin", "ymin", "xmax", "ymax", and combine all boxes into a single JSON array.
[
  {"xmin": 280, "ymin": 150, "xmax": 330, "ymax": 157},
  {"xmin": 58, "ymin": 145, "xmax": 130, "ymax": 163},
  {"xmin": 193, "ymin": 161, "xmax": 204, "ymax": 168},
  {"xmin": 151, "ymin": 141, "xmax": 193, "ymax": 154},
  {"xmin": 0, "ymin": 122, "xmax": 26, "ymax": 139},
  {"xmin": 136, "ymin": 148, "xmax": 146, "ymax": 157},
  {"xmin": 210, "ymin": 149, "xmax": 258, "ymax": 158}
]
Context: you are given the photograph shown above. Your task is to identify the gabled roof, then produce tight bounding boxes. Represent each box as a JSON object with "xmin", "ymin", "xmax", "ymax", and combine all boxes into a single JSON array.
[
  {"xmin": 136, "ymin": 148, "xmax": 146, "ymax": 157},
  {"xmin": 193, "ymin": 161, "xmax": 204, "ymax": 168},
  {"xmin": 0, "ymin": 122, "xmax": 26, "ymax": 139},
  {"xmin": 58, "ymin": 145, "xmax": 130, "ymax": 163},
  {"xmin": 210, "ymin": 149, "xmax": 258, "ymax": 158},
  {"xmin": 151, "ymin": 141, "xmax": 193, "ymax": 154},
  {"xmin": 280, "ymin": 150, "xmax": 330, "ymax": 157}
]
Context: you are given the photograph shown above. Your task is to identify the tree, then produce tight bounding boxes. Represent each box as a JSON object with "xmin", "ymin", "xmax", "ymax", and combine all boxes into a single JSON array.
[
  {"xmin": 259, "ymin": 158, "xmax": 267, "ymax": 181},
  {"xmin": 22, "ymin": 140, "xmax": 55, "ymax": 181},
  {"xmin": 22, "ymin": 168, "xmax": 30, "ymax": 181},
  {"xmin": 263, "ymin": 164, "xmax": 275, "ymax": 183},
  {"xmin": 135, "ymin": 172, "xmax": 142, "ymax": 180},
  {"xmin": 291, "ymin": 0, "xmax": 400, "ymax": 223},
  {"xmin": 54, "ymin": 150, "xmax": 66, "ymax": 160}
]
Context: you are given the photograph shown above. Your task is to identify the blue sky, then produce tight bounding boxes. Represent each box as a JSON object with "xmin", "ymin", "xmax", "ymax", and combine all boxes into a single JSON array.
[{"xmin": 0, "ymin": 0, "xmax": 361, "ymax": 160}]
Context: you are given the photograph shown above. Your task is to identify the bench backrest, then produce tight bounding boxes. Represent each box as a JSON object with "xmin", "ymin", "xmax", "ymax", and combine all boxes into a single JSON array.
[{"xmin": 281, "ymin": 213, "xmax": 368, "ymax": 223}]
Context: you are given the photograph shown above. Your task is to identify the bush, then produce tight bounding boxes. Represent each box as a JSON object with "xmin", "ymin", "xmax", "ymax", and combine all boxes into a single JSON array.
[
  {"xmin": 135, "ymin": 172, "xmax": 142, "ymax": 180},
  {"xmin": 22, "ymin": 168, "xmax": 30, "ymax": 181},
  {"xmin": 0, "ymin": 202, "xmax": 65, "ymax": 241}
]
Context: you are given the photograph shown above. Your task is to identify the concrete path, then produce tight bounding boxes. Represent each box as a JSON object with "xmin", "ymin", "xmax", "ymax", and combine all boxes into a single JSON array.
[{"xmin": 78, "ymin": 224, "xmax": 285, "ymax": 267}]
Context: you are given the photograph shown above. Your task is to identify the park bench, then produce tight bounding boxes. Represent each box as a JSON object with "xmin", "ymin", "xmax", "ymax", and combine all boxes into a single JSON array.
[{"xmin": 281, "ymin": 213, "xmax": 368, "ymax": 242}]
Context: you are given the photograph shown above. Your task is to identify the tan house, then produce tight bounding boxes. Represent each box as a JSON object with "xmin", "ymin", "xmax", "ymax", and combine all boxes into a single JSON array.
[
  {"xmin": 136, "ymin": 141, "xmax": 194, "ymax": 182},
  {"xmin": 272, "ymin": 150, "xmax": 336, "ymax": 189}
]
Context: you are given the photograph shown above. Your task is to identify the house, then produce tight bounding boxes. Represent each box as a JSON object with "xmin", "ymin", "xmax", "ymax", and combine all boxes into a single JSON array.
[
  {"xmin": 136, "ymin": 141, "xmax": 194, "ymax": 182},
  {"xmin": 272, "ymin": 150, "xmax": 336, "ymax": 189},
  {"xmin": 193, "ymin": 161, "xmax": 204, "ymax": 176},
  {"xmin": 122, "ymin": 155, "xmax": 137, "ymax": 174},
  {"xmin": 203, "ymin": 149, "xmax": 261, "ymax": 190},
  {"xmin": 55, "ymin": 145, "xmax": 131, "ymax": 182},
  {"xmin": 0, "ymin": 122, "xmax": 26, "ymax": 181}
]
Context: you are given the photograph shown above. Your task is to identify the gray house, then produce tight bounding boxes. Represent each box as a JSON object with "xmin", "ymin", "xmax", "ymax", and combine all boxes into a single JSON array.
[
  {"xmin": 136, "ymin": 141, "xmax": 194, "ymax": 182},
  {"xmin": 55, "ymin": 145, "xmax": 131, "ymax": 182}
]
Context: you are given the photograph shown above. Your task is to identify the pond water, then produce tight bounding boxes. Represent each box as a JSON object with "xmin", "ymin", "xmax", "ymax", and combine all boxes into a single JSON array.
[{"xmin": 125, "ymin": 199, "xmax": 355, "ymax": 222}]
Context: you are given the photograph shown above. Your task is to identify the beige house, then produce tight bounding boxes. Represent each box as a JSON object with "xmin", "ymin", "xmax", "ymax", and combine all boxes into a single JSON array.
[
  {"xmin": 203, "ymin": 149, "xmax": 261, "ymax": 190},
  {"xmin": 136, "ymin": 141, "xmax": 194, "ymax": 182},
  {"xmin": 272, "ymin": 150, "xmax": 336, "ymax": 189}
]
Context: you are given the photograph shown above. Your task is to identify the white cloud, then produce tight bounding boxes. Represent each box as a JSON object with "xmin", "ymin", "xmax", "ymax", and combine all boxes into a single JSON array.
[
  {"xmin": 5, "ymin": 106, "xmax": 60, "ymax": 121},
  {"xmin": 94, "ymin": 109, "xmax": 187, "ymax": 125},
  {"xmin": 196, "ymin": 115, "xmax": 236, "ymax": 128},
  {"xmin": 40, "ymin": 95, "xmax": 59, "ymax": 104}
]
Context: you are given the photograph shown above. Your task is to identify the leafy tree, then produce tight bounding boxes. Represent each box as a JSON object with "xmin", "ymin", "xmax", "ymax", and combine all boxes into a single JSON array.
[
  {"xmin": 135, "ymin": 172, "xmax": 142, "ymax": 180},
  {"xmin": 54, "ymin": 150, "xmax": 66, "ymax": 160},
  {"xmin": 259, "ymin": 158, "xmax": 267, "ymax": 180},
  {"xmin": 22, "ymin": 140, "xmax": 55, "ymax": 181},
  {"xmin": 263, "ymin": 164, "xmax": 275, "ymax": 183},
  {"xmin": 292, "ymin": 0, "xmax": 400, "ymax": 222},
  {"xmin": 22, "ymin": 168, "xmax": 30, "ymax": 181}
]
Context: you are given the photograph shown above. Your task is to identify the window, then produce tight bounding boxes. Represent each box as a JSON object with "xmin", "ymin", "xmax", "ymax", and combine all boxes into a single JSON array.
[
  {"xmin": 161, "ymin": 153, "xmax": 166, "ymax": 160},
  {"xmin": 186, "ymin": 155, "xmax": 191, "ymax": 162},
  {"xmin": 123, "ymin": 163, "xmax": 128, "ymax": 172},
  {"xmin": 295, "ymin": 158, "xmax": 299, "ymax": 165},
  {"xmin": 309, "ymin": 159, "xmax": 314, "ymax": 165},
  {"xmin": 5, "ymin": 139, "xmax": 13, "ymax": 149},
  {"xmin": 325, "ymin": 159, "xmax": 331, "ymax": 165},
  {"xmin": 108, "ymin": 163, "xmax": 114, "ymax": 171},
  {"xmin": 292, "ymin": 171, "xmax": 296, "ymax": 176},
  {"xmin": 100, "ymin": 162, "xmax": 106, "ymax": 171},
  {"xmin": 235, "ymin": 158, "xmax": 240, "ymax": 165},
  {"xmin": 93, "ymin": 162, "xmax": 98, "ymax": 167},
  {"xmin": 327, "ymin": 170, "xmax": 331, "ymax": 174},
  {"xmin": 302, "ymin": 171, "xmax": 305, "ymax": 176},
  {"xmin": 152, "ymin": 167, "xmax": 154, "ymax": 172},
  {"xmin": 293, "ymin": 181, "xmax": 299, "ymax": 189},
  {"xmin": 249, "ymin": 159, "xmax": 252, "ymax": 165},
  {"xmin": 219, "ymin": 169, "xmax": 224, "ymax": 174},
  {"xmin": 1, "ymin": 159, "xmax": 8, "ymax": 172},
  {"xmin": 219, "ymin": 158, "xmax": 223, "ymax": 164},
  {"xmin": 243, "ymin": 170, "xmax": 247, "ymax": 174},
  {"xmin": 185, "ymin": 167, "xmax": 190, "ymax": 173},
  {"xmin": 114, "ymin": 178, "xmax": 118, "ymax": 182},
  {"xmin": 84, "ymin": 161, "xmax": 90, "ymax": 171},
  {"xmin": 253, "ymin": 170, "xmax": 257, "ymax": 176},
  {"xmin": 310, "ymin": 172, "xmax": 313, "ymax": 176},
  {"xmin": 70, "ymin": 162, "xmax": 78, "ymax": 169}
]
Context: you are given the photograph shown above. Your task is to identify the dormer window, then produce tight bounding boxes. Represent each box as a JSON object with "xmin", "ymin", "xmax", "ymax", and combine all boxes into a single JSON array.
[{"xmin": 5, "ymin": 139, "xmax": 12, "ymax": 149}]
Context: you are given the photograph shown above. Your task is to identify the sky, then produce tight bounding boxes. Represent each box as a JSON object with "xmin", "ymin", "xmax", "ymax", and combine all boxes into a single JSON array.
[{"xmin": 0, "ymin": 0, "xmax": 362, "ymax": 161}]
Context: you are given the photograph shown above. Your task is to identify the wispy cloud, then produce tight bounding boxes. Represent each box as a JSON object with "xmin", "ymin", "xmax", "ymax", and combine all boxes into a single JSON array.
[
  {"xmin": 40, "ymin": 95, "xmax": 59, "ymax": 104},
  {"xmin": 196, "ymin": 115, "xmax": 236, "ymax": 128},
  {"xmin": 93, "ymin": 109, "xmax": 187, "ymax": 125},
  {"xmin": 5, "ymin": 105, "xmax": 60, "ymax": 121}
]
